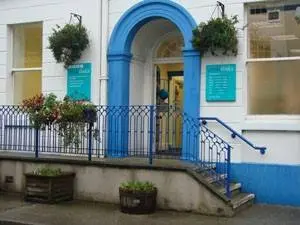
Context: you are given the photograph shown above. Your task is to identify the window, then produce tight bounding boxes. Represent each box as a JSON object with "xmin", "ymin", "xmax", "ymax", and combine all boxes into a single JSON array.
[
  {"xmin": 11, "ymin": 23, "xmax": 42, "ymax": 104},
  {"xmin": 247, "ymin": 1, "xmax": 300, "ymax": 115}
]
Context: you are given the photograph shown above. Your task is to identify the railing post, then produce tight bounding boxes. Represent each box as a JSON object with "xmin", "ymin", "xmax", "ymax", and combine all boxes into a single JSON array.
[
  {"xmin": 88, "ymin": 122, "xmax": 93, "ymax": 161},
  {"xmin": 149, "ymin": 105, "xmax": 154, "ymax": 165},
  {"xmin": 34, "ymin": 128, "xmax": 39, "ymax": 158},
  {"xmin": 226, "ymin": 146, "xmax": 232, "ymax": 198}
]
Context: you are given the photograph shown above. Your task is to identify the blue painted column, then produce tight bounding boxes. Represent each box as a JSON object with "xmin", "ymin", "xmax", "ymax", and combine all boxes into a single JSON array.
[
  {"xmin": 182, "ymin": 49, "xmax": 201, "ymax": 161},
  {"xmin": 107, "ymin": 53, "xmax": 132, "ymax": 157}
]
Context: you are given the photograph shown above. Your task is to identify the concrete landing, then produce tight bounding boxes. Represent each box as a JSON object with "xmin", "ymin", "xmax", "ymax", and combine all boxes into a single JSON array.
[{"xmin": 0, "ymin": 194, "xmax": 300, "ymax": 225}]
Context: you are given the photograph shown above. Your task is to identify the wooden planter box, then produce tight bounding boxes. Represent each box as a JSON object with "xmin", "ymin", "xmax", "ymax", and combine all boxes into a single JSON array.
[
  {"xmin": 24, "ymin": 172, "xmax": 75, "ymax": 204},
  {"xmin": 119, "ymin": 188, "xmax": 157, "ymax": 214}
]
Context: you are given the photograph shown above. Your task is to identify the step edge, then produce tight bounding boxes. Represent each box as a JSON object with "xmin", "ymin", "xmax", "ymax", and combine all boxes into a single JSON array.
[
  {"xmin": 232, "ymin": 193, "xmax": 255, "ymax": 209},
  {"xmin": 217, "ymin": 183, "xmax": 242, "ymax": 194}
]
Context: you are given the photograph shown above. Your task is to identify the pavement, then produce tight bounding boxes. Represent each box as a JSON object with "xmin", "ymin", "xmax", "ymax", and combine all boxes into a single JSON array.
[{"xmin": 0, "ymin": 194, "xmax": 300, "ymax": 225}]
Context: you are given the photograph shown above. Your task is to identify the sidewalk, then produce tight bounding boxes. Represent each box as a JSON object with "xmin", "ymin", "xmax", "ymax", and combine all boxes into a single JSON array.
[{"xmin": 0, "ymin": 194, "xmax": 299, "ymax": 225}]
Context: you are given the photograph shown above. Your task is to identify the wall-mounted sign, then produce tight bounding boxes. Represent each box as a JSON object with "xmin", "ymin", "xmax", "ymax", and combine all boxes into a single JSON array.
[
  {"xmin": 206, "ymin": 64, "xmax": 236, "ymax": 102},
  {"xmin": 67, "ymin": 63, "xmax": 91, "ymax": 101}
]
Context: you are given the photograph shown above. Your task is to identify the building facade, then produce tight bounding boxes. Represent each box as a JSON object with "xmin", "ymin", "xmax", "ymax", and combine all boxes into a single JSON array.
[{"xmin": 0, "ymin": 0, "xmax": 300, "ymax": 206}]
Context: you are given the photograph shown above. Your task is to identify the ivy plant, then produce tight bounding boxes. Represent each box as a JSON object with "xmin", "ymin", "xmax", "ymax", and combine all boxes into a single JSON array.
[
  {"xmin": 192, "ymin": 15, "xmax": 239, "ymax": 56},
  {"xmin": 48, "ymin": 24, "xmax": 89, "ymax": 68}
]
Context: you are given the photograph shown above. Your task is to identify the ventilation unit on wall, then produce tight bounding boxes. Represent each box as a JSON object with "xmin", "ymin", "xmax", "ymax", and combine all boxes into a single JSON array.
[{"xmin": 267, "ymin": 10, "xmax": 280, "ymax": 23}]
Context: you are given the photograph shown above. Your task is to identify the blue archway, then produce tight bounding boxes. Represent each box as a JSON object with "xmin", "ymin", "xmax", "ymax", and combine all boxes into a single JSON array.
[{"xmin": 107, "ymin": 0, "xmax": 201, "ymax": 160}]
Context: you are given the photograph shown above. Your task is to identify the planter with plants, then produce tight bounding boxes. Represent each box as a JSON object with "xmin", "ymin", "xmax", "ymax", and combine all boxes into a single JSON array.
[
  {"xmin": 48, "ymin": 23, "xmax": 89, "ymax": 68},
  {"xmin": 192, "ymin": 15, "xmax": 239, "ymax": 56},
  {"xmin": 24, "ymin": 167, "xmax": 75, "ymax": 203},
  {"xmin": 119, "ymin": 181, "xmax": 157, "ymax": 214},
  {"xmin": 22, "ymin": 93, "xmax": 98, "ymax": 150}
]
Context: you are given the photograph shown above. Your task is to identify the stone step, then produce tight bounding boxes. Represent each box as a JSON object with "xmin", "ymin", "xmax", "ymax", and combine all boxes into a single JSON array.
[
  {"xmin": 190, "ymin": 165, "xmax": 216, "ymax": 173},
  {"xmin": 215, "ymin": 182, "xmax": 241, "ymax": 197},
  {"xmin": 205, "ymin": 173, "xmax": 227, "ymax": 184},
  {"xmin": 231, "ymin": 193, "xmax": 255, "ymax": 213}
]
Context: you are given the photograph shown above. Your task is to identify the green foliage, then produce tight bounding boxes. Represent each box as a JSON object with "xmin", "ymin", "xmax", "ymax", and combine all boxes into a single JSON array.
[
  {"xmin": 22, "ymin": 94, "xmax": 59, "ymax": 128},
  {"xmin": 22, "ymin": 93, "xmax": 98, "ymax": 149},
  {"xmin": 192, "ymin": 15, "xmax": 239, "ymax": 56},
  {"xmin": 296, "ymin": 16, "xmax": 300, "ymax": 25},
  {"xmin": 120, "ymin": 181, "xmax": 156, "ymax": 193},
  {"xmin": 48, "ymin": 24, "xmax": 89, "ymax": 68},
  {"xmin": 33, "ymin": 167, "xmax": 62, "ymax": 176}
]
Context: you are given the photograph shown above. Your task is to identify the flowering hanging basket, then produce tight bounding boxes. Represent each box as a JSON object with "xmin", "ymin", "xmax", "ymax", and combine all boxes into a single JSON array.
[
  {"xmin": 22, "ymin": 93, "xmax": 98, "ymax": 149},
  {"xmin": 192, "ymin": 15, "xmax": 239, "ymax": 56},
  {"xmin": 48, "ymin": 24, "xmax": 89, "ymax": 68}
]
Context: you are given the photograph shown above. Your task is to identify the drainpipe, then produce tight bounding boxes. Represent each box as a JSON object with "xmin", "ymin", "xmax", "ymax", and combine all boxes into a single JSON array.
[{"xmin": 99, "ymin": 0, "xmax": 109, "ymax": 105}]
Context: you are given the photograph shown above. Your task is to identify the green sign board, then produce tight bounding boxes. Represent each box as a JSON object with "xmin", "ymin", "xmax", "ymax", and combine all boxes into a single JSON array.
[
  {"xmin": 67, "ymin": 63, "xmax": 91, "ymax": 101},
  {"xmin": 206, "ymin": 64, "xmax": 236, "ymax": 102}
]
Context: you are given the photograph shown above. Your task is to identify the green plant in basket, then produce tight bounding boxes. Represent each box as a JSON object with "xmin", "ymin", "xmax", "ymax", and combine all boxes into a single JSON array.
[
  {"xmin": 48, "ymin": 24, "xmax": 89, "ymax": 68},
  {"xmin": 22, "ymin": 93, "xmax": 98, "ymax": 150},
  {"xmin": 22, "ymin": 93, "xmax": 59, "ymax": 128},
  {"xmin": 192, "ymin": 15, "xmax": 239, "ymax": 56},
  {"xmin": 120, "ymin": 181, "xmax": 157, "ymax": 193},
  {"xmin": 33, "ymin": 167, "xmax": 62, "ymax": 176}
]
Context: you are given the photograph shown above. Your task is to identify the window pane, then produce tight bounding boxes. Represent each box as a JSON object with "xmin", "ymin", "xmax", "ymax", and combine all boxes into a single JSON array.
[
  {"xmin": 13, "ymin": 23, "xmax": 42, "ymax": 68},
  {"xmin": 248, "ymin": 60, "xmax": 300, "ymax": 114},
  {"xmin": 248, "ymin": 1, "xmax": 300, "ymax": 58},
  {"xmin": 13, "ymin": 71, "xmax": 42, "ymax": 104}
]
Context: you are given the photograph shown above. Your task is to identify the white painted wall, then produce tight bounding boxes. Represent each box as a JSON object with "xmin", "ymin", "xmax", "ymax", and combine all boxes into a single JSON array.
[
  {"xmin": 0, "ymin": 0, "xmax": 299, "ymax": 166},
  {"xmin": 0, "ymin": 0, "xmax": 105, "ymax": 104},
  {"xmin": 109, "ymin": 0, "xmax": 300, "ymax": 166}
]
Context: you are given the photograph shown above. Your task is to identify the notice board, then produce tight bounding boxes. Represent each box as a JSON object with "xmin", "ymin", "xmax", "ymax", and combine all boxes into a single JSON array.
[
  {"xmin": 67, "ymin": 63, "xmax": 91, "ymax": 101},
  {"xmin": 206, "ymin": 64, "xmax": 236, "ymax": 102}
]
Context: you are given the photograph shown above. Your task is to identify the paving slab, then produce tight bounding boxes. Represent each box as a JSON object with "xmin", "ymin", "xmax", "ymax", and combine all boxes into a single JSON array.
[{"xmin": 0, "ymin": 194, "xmax": 299, "ymax": 225}]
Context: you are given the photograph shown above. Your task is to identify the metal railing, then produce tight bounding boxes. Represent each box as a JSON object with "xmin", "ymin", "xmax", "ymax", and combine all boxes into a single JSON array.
[
  {"xmin": 0, "ymin": 105, "xmax": 232, "ymax": 197},
  {"xmin": 200, "ymin": 117, "xmax": 266, "ymax": 155}
]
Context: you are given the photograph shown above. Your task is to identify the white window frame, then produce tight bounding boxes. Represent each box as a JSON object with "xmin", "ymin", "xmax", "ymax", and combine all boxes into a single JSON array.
[
  {"xmin": 243, "ymin": 2, "xmax": 300, "ymax": 131},
  {"xmin": 9, "ymin": 22, "xmax": 43, "ymax": 105}
]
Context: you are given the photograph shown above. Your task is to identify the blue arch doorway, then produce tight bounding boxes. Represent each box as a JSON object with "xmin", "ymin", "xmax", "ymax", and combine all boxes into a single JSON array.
[{"xmin": 107, "ymin": 0, "xmax": 201, "ymax": 160}]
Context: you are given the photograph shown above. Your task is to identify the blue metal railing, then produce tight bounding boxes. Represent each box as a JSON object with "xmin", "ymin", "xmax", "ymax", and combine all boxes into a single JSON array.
[
  {"xmin": 0, "ymin": 105, "xmax": 233, "ymax": 198},
  {"xmin": 200, "ymin": 117, "xmax": 266, "ymax": 155}
]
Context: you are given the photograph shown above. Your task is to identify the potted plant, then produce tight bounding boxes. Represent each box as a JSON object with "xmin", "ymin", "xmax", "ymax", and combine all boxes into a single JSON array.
[
  {"xmin": 48, "ymin": 23, "xmax": 89, "ymax": 68},
  {"xmin": 119, "ymin": 181, "xmax": 157, "ymax": 214},
  {"xmin": 192, "ymin": 15, "xmax": 239, "ymax": 56},
  {"xmin": 24, "ymin": 167, "xmax": 75, "ymax": 203}
]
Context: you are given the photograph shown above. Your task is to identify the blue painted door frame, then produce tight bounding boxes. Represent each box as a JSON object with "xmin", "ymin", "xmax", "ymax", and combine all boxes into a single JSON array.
[{"xmin": 107, "ymin": 0, "xmax": 201, "ymax": 160}]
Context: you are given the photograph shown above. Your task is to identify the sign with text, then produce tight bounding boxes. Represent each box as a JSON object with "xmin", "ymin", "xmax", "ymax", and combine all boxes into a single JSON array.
[
  {"xmin": 67, "ymin": 63, "xmax": 91, "ymax": 101},
  {"xmin": 206, "ymin": 64, "xmax": 236, "ymax": 102}
]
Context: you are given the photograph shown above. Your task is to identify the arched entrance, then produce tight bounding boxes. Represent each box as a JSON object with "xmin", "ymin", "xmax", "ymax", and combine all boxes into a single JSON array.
[{"xmin": 107, "ymin": 0, "xmax": 201, "ymax": 160}]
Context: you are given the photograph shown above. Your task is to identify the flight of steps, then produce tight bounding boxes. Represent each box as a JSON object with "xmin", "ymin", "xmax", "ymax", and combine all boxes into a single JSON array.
[{"xmin": 189, "ymin": 166, "xmax": 255, "ymax": 216}]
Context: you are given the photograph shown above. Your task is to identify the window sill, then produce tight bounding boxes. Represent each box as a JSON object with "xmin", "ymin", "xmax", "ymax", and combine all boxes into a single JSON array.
[{"xmin": 242, "ymin": 115, "xmax": 300, "ymax": 131}]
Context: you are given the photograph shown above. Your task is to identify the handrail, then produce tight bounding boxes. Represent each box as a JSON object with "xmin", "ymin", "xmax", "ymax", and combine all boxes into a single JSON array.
[{"xmin": 200, "ymin": 117, "xmax": 266, "ymax": 155}]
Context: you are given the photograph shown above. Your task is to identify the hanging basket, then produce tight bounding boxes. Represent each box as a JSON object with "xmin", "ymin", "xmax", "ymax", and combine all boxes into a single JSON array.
[
  {"xmin": 192, "ymin": 15, "xmax": 239, "ymax": 56},
  {"xmin": 48, "ymin": 24, "xmax": 89, "ymax": 68},
  {"xmin": 83, "ymin": 107, "xmax": 97, "ymax": 123}
]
